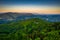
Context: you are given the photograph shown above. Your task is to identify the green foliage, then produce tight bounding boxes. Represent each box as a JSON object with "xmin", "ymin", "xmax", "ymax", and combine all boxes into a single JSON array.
[{"xmin": 0, "ymin": 18, "xmax": 60, "ymax": 40}]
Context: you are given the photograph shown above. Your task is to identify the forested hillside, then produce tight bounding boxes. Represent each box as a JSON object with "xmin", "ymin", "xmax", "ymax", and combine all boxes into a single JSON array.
[{"xmin": 0, "ymin": 18, "xmax": 60, "ymax": 40}]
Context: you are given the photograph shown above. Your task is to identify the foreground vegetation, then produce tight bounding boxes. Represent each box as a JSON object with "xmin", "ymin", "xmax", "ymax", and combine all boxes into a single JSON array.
[{"xmin": 0, "ymin": 18, "xmax": 60, "ymax": 40}]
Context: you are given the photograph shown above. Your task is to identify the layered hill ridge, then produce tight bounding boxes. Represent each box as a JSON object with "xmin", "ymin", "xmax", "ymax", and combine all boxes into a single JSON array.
[
  {"xmin": 0, "ymin": 12, "xmax": 33, "ymax": 20},
  {"xmin": 0, "ymin": 12, "xmax": 60, "ymax": 24}
]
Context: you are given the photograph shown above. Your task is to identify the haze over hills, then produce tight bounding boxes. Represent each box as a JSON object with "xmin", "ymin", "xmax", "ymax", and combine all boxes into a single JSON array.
[{"xmin": 0, "ymin": 12, "xmax": 60, "ymax": 24}]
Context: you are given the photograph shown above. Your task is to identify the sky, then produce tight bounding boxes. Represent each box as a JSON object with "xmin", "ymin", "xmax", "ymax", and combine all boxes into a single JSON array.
[{"xmin": 0, "ymin": 0, "xmax": 60, "ymax": 14}]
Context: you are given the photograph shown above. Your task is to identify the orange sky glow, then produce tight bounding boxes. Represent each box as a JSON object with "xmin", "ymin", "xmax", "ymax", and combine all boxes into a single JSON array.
[{"xmin": 0, "ymin": 5, "xmax": 60, "ymax": 14}]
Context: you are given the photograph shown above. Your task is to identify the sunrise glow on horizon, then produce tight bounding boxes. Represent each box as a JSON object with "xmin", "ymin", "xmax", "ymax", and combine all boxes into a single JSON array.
[
  {"xmin": 0, "ymin": 0, "xmax": 60, "ymax": 14},
  {"xmin": 0, "ymin": 5, "xmax": 60, "ymax": 14}
]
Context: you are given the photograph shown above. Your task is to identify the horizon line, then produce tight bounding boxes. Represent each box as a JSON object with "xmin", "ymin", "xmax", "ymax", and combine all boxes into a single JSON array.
[{"xmin": 0, "ymin": 12, "xmax": 60, "ymax": 15}]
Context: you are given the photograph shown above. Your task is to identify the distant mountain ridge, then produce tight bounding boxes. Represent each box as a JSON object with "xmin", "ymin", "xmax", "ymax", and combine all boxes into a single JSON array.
[
  {"xmin": 0, "ymin": 12, "xmax": 33, "ymax": 19},
  {"xmin": 0, "ymin": 12, "xmax": 60, "ymax": 24}
]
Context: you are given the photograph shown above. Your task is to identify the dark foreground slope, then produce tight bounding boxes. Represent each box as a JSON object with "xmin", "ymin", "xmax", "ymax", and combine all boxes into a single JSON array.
[{"xmin": 0, "ymin": 18, "xmax": 60, "ymax": 40}]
